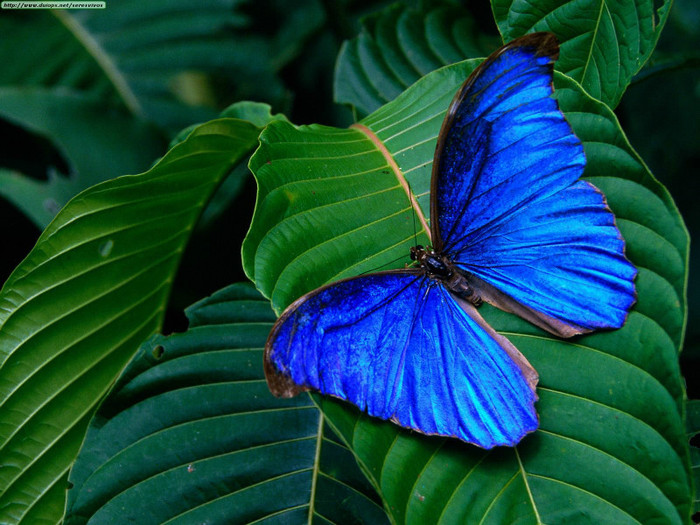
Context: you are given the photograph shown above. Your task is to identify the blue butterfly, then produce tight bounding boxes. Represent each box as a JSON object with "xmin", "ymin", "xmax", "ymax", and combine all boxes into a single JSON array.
[{"xmin": 263, "ymin": 33, "xmax": 637, "ymax": 448}]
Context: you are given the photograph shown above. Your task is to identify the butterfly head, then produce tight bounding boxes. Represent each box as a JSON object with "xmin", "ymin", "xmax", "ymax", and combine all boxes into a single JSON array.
[
  {"xmin": 409, "ymin": 244, "xmax": 424, "ymax": 262},
  {"xmin": 411, "ymin": 245, "xmax": 483, "ymax": 306},
  {"xmin": 410, "ymin": 245, "xmax": 452, "ymax": 279}
]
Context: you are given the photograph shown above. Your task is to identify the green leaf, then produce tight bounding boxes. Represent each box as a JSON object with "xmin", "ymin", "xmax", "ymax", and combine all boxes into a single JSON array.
[
  {"xmin": 64, "ymin": 283, "xmax": 390, "ymax": 524},
  {"xmin": 168, "ymin": 101, "xmax": 289, "ymax": 229},
  {"xmin": 491, "ymin": 0, "xmax": 674, "ymax": 108},
  {"xmin": 220, "ymin": 100, "xmax": 291, "ymax": 128},
  {"xmin": 0, "ymin": 87, "xmax": 165, "ymax": 229},
  {"xmin": 0, "ymin": 118, "xmax": 263, "ymax": 524},
  {"xmin": 0, "ymin": 4, "xmax": 287, "ymax": 132},
  {"xmin": 243, "ymin": 59, "xmax": 691, "ymax": 522},
  {"xmin": 334, "ymin": 1, "xmax": 496, "ymax": 117}
]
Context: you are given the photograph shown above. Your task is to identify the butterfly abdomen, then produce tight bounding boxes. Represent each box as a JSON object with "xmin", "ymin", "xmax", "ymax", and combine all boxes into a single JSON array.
[{"xmin": 444, "ymin": 270, "xmax": 483, "ymax": 306}]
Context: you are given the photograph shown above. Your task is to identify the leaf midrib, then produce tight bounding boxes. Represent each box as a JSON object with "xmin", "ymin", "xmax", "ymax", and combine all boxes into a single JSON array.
[
  {"xmin": 52, "ymin": 11, "xmax": 142, "ymax": 116},
  {"xmin": 577, "ymin": 0, "xmax": 606, "ymax": 90},
  {"xmin": 308, "ymin": 414, "xmax": 324, "ymax": 524},
  {"xmin": 352, "ymin": 123, "xmax": 431, "ymax": 240},
  {"xmin": 515, "ymin": 447, "xmax": 543, "ymax": 524}
]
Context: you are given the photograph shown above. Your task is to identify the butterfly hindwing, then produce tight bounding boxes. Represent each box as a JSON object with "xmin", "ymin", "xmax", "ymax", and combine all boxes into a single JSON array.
[
  {"xmin": 433, "ymin": 33, "xmax": 636, "ymax": 335},
  {"xmin": 457, "ymin": 180, "xmax": 637, "ymax": 334},
  {"xmin": 265, "ymin": 272, "xmax": 538, "ymax": 448}
]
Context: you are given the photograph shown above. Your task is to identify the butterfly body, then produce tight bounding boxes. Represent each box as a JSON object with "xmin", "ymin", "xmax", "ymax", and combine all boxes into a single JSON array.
[
  {"xmin": 263, "ymin": 32, "xmax": 637, "ymax": 448},
  {"xmin": 410, "ymin": 245, "xmax": 482, "ymax": 306}
]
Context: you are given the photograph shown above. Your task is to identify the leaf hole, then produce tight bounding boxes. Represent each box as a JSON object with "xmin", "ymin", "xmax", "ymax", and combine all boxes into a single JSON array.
[
  {"xmin": 152, "ymin": 345, "xmax": 165, "ymax": 359},
  {"xmin": 0, "ymin": 119, "xmax": 70, "ymax": 179}
]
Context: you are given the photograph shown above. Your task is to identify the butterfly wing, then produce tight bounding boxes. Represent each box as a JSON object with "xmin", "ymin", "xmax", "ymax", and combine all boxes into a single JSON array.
[
  {"xmin": 265, "ymin": 271, "xmax": 538, "ymax": 448},
  {"xmin": 457, "ymin": 180, "xmax": 637, "ymax": 335},
  {"xmin": 432, "ymin": 33, "xmax": 636, "ymax": 335}
]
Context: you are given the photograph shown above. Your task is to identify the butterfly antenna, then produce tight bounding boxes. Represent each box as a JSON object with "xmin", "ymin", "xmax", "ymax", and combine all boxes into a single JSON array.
[
  {"xmin": 356, "ymin": 251, "xmax": 411, "ymax": 276},
  {"xmin": 409, "ymin": 183, "xmax": 419, "ymax": 247},
  {"xmin": 356, "ymin": 177, "xmax": 422, "ymax": 277},
  {"xmin": 412, "ymin": 203, "xmax": 419, "ymax": 248}
]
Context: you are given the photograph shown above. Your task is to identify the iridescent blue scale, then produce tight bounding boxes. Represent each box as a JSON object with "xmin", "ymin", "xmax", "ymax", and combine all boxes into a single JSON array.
[{"xmin": 263, "ymin": 33, "xmax": 637, "ymax": 449}]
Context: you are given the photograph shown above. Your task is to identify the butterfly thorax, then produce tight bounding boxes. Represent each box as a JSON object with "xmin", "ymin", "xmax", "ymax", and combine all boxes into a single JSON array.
[{"xmin": 410, "ymin": 245, "xmax": 482, "ymax": 306}]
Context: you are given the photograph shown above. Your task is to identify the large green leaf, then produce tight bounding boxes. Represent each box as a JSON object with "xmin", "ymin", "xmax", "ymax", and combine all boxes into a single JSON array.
[
  {"xmin": 243, "ymin": 59, "xmax": 691, "ymax": 522},
  {"xmin": 491, "ymin": 0, "xmax": 674, "ymax": 108},
  {"xmin": 334, "ymin": 1, "xmax": 496, "ymax": 117},
  {"xmin": 0, "ymin": 118, "xmax": 264, "ymax": 524},
  {"xmin": 0, "ymin": 87, "xmax": 164, "ymax": 229},
  {"xmin": 0, "ymin": 3, "xmax": 288, "ymax": 131},
  {"xmin": 64, "ymin": 283, "xmax": 389, "ymax": 524},
  {"xmin": 195, "ymin": 102, "xmax": 290, "ymax": 229}
]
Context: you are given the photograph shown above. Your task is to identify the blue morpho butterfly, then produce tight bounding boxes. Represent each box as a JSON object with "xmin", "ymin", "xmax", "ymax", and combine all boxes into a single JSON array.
[{"xmin": 264, "ymin": 33, "xmax": 637, "ymax": 448}]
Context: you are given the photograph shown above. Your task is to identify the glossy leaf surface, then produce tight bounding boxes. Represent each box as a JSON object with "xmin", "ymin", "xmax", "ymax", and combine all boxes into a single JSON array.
[
  {"xmin": 0, "ymin": 118, "xmax": 262, "ymax": 524},
  {"xmin": 492, "ymin": 0, "xmax": 673, "ymax": 107},
  {"xmin": 336, "ymin": 0, "xmax": 673, "ymax": 113},
  {"xmin": 244, "ymin": 57, "xmax": 691, "ymax": 522},
  {"xmin": 64, "ymin": 283, "xmax": 389, "ymax": 524}
]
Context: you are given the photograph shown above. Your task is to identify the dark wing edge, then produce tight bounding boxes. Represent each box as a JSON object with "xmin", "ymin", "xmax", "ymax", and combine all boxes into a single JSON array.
[
  {"xmin": 264, "ymin": 291, "xmax": 310, "ymax": 398},
  {"xmin": 430, "ymin": 32, "xmax": 560, "ymax": 250}
]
